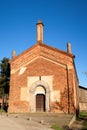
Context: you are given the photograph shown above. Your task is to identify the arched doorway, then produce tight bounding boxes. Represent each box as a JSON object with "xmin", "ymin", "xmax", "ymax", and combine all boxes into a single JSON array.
[
  {"xmin": 29, "ymin": 80, "xmax": 50, "ymax": 112},
  {"xmin": 36, "ymin": 94, "xmax": 45, "ymax": 112}
]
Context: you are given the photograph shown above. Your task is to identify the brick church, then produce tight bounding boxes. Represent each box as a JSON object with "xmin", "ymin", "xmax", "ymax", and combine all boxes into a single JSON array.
[{"xmin": 8, "ymin": 20, "xmax": 79, "ymax": 114}]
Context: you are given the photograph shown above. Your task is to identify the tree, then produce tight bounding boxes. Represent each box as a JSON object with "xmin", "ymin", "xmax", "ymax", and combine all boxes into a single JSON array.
[
  {"xmin": 0, "ymin": 57, "xmax": 10, "ymax": 111},
  {"xmin": 0, "ymin": 57, "xmax": 10, "ymax": 109}
]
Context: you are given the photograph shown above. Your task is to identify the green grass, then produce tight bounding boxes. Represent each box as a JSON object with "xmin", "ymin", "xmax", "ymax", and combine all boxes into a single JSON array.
[
  {"xmin": 77, "ymin": 111, "xmax": 87, "ymax": 130},
  {"xmin": 83, "ymin": 121, "xmax": 87, "ymax": 130},
  {"xmin": 79, "ymin": 111, "xmax": 87, "ymax": 118},
  {"xmin": 0, "ymin": 109, "xmax": 6, "ymax": 113},
  {"xmin": 80, "ymin": 112, "xmax": 87, "ymax": 130},
  {"xmin": 51, "ymin": 124, "xmax": 63, "ymax": 130},
  {"xmin": 76, "ymin": 111, "xmax": 87, "ymax": 121}
]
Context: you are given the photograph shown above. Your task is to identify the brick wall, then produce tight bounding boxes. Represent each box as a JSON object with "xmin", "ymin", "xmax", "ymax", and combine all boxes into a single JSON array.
[
  {"xmin": 79, "ymin": 86, "xmax": 87, "ymax": 111},
  {"xmin": 8, "ymin": 43, "xmax": 78, "ymax": 114}
]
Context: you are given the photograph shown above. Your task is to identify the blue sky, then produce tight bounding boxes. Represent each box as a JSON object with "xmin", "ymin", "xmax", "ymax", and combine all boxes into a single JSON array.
[{"xmin": 0, "ymin": 0, "xmax": 87, "ymax": 87}]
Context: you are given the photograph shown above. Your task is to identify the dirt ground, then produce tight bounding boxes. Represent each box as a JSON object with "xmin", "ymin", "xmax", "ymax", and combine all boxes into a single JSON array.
[
  {"xmin": 0, "ymin": 114, "xmax": 53, "ymax": 130},
  {"xmin": 1, "ymin": 113, "xmax": 86, "ymax": 130},
  {"xmin": 0, "ymin": 112, "xmax": 73, "ymax": 130}
]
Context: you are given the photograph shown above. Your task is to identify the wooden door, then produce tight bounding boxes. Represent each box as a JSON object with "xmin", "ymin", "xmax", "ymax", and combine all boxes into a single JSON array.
[{"xmin": 36, "ymin": 94, "xmax": 45, "ymax": 112}]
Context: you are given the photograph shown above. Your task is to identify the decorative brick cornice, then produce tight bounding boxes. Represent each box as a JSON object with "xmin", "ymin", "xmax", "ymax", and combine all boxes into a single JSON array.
[{"xmin": 10, "ymin": 42, "xmax": 75, "ymax": 64}]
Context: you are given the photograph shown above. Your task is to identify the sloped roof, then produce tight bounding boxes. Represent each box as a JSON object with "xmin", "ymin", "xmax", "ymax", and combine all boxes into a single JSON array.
[
  {"xmin": 10, "ymin": 42, "xmax": 75, "ymax": 63},
  {"xmin": 79, "ymin": 86, "xmax": 87, "ymax": 90}
]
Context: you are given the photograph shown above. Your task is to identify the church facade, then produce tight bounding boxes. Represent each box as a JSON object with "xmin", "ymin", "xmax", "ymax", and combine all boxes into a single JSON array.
[{"xmin": 8, "ymin": 20, "xmax": 79, "ymax": 113}]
